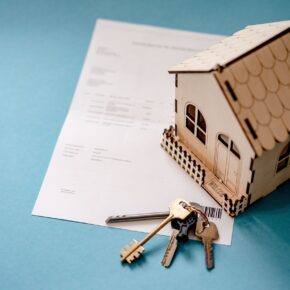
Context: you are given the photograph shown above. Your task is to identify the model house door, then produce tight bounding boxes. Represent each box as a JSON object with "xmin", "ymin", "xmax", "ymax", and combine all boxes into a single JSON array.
[{"xmin": 214, "ymin": 134, "xmax": 240, "ymax": 193}]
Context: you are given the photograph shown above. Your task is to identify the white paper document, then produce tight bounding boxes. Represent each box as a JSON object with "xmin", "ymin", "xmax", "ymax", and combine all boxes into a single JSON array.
[{"xmin": 33, "ymin": 19, "xmax": 234, "ymax": 245}]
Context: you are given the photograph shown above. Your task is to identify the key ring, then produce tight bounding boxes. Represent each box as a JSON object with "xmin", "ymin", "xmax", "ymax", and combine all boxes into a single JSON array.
[{"xmin": 179, "ymin": 201, "xmax": 209, "ymax": 227}]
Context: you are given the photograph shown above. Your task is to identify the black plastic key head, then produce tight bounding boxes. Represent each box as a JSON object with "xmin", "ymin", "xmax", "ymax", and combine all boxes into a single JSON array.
[{"xmin": 171, "ymin": 212, "xmax": 198, "ymax": 243}]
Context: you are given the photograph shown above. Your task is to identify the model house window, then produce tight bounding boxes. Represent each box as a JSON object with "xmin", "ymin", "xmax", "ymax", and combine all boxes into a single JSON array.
[
  {"xmin": 186, "ymin": 104, "xmax": 206, "ymax": 144},
  {"xmin": 276, "ymin": 143, "xmax": 290, "ymax": 173}
]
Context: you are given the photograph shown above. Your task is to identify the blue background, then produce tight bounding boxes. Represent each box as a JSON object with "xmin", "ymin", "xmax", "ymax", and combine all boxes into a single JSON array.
[{"xmin": 0, "ymin": 1, "xmax": 289, "ymax": 289}]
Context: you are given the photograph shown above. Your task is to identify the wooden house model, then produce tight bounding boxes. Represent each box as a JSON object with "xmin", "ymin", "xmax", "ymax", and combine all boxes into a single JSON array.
[{"xmin": 161, "ymin": 21, "xmax": 290, "ymax": 216}]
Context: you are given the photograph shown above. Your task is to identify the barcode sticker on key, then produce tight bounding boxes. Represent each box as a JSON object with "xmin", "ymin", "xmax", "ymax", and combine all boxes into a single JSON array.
[{"xmin": 201, "ymin": 206, "xmax": 222, "ymax": 219}]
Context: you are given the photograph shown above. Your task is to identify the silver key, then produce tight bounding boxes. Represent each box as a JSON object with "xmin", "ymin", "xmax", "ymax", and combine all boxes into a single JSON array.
[
  {"xmin": 162, "ymin": 211, "xmax": 199, "ymax": 267},
  {"xmin": 195, "ymin": 221, "xmax": 219, "ymax": 270},
  {"xmin": 106, "ymin": 202, "xmax": 202, "ymax": 224},
  {"xmin": 106, "ymin": 211, "xmax": 169, "ymax": 223},
  {"xmin": 161, "ymin": 229, "xmax": 179, "ymax": 267}
]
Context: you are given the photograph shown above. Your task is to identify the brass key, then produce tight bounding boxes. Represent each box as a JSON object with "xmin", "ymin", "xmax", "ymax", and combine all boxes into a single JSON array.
[
  {"xmin": 120, "ymin": 198, "xmax": 194, "ymax": 263},
  {"xmin": 195, "ymin": 220, "xmax": 219, "ymax": 270}
]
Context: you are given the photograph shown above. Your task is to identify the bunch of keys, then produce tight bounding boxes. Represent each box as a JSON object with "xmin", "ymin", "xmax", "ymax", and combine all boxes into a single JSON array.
[{"xmin": 106, "ymin": 198, "xmax": 219, "ymax": 270}]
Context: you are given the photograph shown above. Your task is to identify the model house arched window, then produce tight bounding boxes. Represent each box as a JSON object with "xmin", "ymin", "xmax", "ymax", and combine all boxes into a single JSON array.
[
  {"xmin": 276, "ymin": 143, "xmax": 290, "ymax": 173},
  {"xmin": 186, "ymin": 104, "xmax": 206, "ymax": 144}
]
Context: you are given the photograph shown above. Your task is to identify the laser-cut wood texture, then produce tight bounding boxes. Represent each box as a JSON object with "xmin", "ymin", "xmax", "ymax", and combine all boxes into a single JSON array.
[{"xmin": 165, "ymin": 21, "xmax": 290, "ymax": 215}]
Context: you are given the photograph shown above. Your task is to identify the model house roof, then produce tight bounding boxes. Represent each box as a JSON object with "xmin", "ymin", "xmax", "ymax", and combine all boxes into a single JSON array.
[
  {"xmin": 169, "ymin": 21, "xmax": 290, "ymax": 73},
  {"xmin": 170, "ymin": 21, "xmax": 290, "ymax": 157}
]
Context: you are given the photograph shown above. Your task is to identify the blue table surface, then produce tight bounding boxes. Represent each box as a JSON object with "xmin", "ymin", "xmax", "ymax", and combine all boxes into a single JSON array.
[{"xmin": 0, "ymin": 1, "xmax": 289, "ymax": 289}]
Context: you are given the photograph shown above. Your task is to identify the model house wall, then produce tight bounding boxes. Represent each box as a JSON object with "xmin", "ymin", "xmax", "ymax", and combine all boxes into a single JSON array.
[
  {"xmin": 175, "ymin": 73, "xmax": 255, "ymax": 197},
  {"xmin": 250, "ymin": 138, "xmax": 290, "ymax": 203}
]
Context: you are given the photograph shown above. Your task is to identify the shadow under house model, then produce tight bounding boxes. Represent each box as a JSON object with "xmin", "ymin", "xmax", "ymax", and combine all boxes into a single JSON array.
[{"xmin": 161, "ymin": 21, "xmax": 290, "ymax": 216}]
